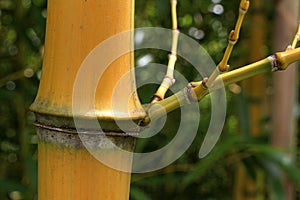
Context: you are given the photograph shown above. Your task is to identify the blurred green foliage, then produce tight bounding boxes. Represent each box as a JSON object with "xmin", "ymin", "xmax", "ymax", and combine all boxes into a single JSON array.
[
  {"xmin": 0, "ymin": 0, "xmax": 46, "ymax": 199},
  {"xmin": 0, "ymin": 0, "xmax": 299, "ymax": 199}
]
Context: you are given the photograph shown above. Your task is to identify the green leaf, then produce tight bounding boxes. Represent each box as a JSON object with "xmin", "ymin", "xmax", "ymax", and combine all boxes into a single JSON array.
[
  {"xmin": 0, "ymin": 179, "xmax": 27, "ymax": 193},
  {"xmin": 183, "ymin": 135, "xmax": 240, "ymax": 185},
  {"xmin": 248, "ymin": 145, "xmax": 300, "ymax": 187},
  {"xmin": 263, "ymin": 162, "xmax": 285, "ymax": 200}
]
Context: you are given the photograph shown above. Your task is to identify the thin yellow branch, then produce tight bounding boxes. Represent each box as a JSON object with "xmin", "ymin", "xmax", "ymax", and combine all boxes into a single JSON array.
[
  {"xmin": 171, "ymin": 29, "xmax": 179, "ymax": 55},
  {"xmin": 0, "ymin": 70, "xmax": 25, "ymax": 87},
  {"xmin": 274, "ymin": 47, "xmax": 300, "ymax": 70},
  {"xmin": 219, "ymin": 0, "xmax": 250, "ymax": 70},
  {"xmin": 205, "ymin": 0, "xmax": 250, "ymax": 88},
  {"xmin": 171, "ymin": 0, "xmax": 178, "ymax": 30},
  {"xmin": 152, "ymin": 0, "xmax": 179, "ymax": 103},
  {"xmin": 290, "ymin": 20, "xmax": 300, "ymax": 49}
]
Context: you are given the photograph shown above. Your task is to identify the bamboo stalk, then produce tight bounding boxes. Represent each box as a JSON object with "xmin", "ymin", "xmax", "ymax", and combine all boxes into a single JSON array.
[
  {"xmin": 30, "ymin": 0, "xmax": 145, "ymax": 199},
  {"xmin": 37, "ymin": 128, "xmax": 134, "ymax": 199},
  {"xmin": 271, "ymin": 1, "xmax": 299, "ymax": 199}
]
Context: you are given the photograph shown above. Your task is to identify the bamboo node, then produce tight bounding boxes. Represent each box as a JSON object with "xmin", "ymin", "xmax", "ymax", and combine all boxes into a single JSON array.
[
  {"xmin": 229, "ymin": 39, "xmax": 237, "ymax": 45},
  {"xmin": 168, "ymin": 53, "xmax": 177, "ymax": 61},
  {"xmin": 201, "ymin": 77, "xmax": 209, "ymax": 88},
  {"xmin": 189, "ymin": 81, "xmax": 201, "ymax": 88},
  {"xmin": 173, "ymin": 29, "xmax": 180, "ymax": 34},
  {"xmin": 139, "ymin": 116, "xmax": 151, "ymax": 127},
  {"xmin": 162, "ymin": 75, "xmax": 176, "ymax": 86},
  {"xmin": 151, "ymin": 94, "xmax": 163, "ymax": 102},
  {"xmin": 268, "ymin": 54, "xmax": 280, "ymax": 71},
  {"xmin": 240, "ymin": 0, "xmax": 250, "ymax": 12},
  {"xmin": 219, "ymin": 64, "xmax": 230, "ymax": 72},
  {"xmin": 228, "ymin": 30, "xmax": 238, "ymax": 44},
  {"xmin": 184, "ymin": 85, "xmax": 198, "ymax": 103}
]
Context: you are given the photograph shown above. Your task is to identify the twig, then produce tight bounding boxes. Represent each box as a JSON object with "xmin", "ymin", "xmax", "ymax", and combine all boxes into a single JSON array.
[
  {"xmin": 152, "ymin": 0, "xmax": 179, "ymax": 103},
  {"xmin": 205, "ymin": 0, "xmax": 250, "ymax": 88},
  {"xmin": 289, "ymin": 20, "xmax": 300, "ymax": 49},
  {"xmin": 0, "ymin": 70, "xmax": 25, "ymax": 87}
]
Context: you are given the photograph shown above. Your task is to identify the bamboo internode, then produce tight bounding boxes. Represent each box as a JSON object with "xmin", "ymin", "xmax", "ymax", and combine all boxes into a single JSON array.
[
  {"xmin": 31, "ymin": 0, "xmax": 145, "ymax": 124},
  {"xmin": 291, "ymin": 22, "xmax": 300, "ymax": 49}
]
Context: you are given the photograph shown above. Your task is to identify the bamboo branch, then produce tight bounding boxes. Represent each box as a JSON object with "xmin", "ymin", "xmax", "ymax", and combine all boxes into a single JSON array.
[
  {"xmin": 205, "ymin": 0, "xmax": 250, "ymax": 88},
  {"xmin": 171, "ymin": 0, "xmax": 178, "ymax": 30},
  {"xmin": 0, "ymin": 67, "xmax": 37, "ymax": 88},
  {"xmin": 143, "ymin": 48, "xmax": 300, "ymax": 124},
  {"xmin": 152, "ymin": 0, "xmax": 179, "ymax": 103},
  {"xmin": 0, "ymin": 70, "xmax": 25, "ymax": 87},
  {"xmin": 218, "ymin": 0, "xmax": 250, "ymax": 71},
  {"xmin": 289, "ymin": 20, "xmax": 300, "ymax": 49}
]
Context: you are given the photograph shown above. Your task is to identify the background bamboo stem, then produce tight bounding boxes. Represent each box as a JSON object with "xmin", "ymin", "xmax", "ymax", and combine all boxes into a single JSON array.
[{"xmin": 271, "ymin": 0, "xmax": 299, "ymax": 199}]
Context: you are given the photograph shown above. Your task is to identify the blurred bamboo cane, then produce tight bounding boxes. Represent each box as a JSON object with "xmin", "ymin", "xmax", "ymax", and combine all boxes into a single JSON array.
[{"xmin": 271, "ymin": 0, "xmax": 299, "ymax": 199}]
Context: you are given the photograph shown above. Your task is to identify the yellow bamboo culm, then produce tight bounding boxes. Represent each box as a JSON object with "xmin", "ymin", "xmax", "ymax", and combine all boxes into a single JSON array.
[
  {"xmin": 31, "ymin": 0, "xmax": 145, "ymax": 121},
  {"xmin": 38, "ymin": 140, "xmax": 133, "ymax": 200},
  {"xmin": 30, "ymin": 0, "xmax": 145, "ymax": 199},
  {"xmin": 152, "ymin": 0, "xmax": 179, "ymax": 103}
]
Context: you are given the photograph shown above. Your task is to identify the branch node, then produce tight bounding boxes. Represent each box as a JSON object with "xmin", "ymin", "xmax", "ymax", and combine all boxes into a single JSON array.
[
  {"xmin": 151, "ymin": 94, "xmax": 162, "ymax": 102},
  {"xmin": 228, "ymin": 30, "xmax": 238, "ymax": 43},
  {"xmin": 218, "ymin": 64, "xmax": 230, "ymax": 72},
  {"xmin": 165, "ymin": 75, "xmax": 176, "ymax": 85},
  {"xmin": 201, "ymin": 77, "xmax": 209, "ymax": 88},
  {"xmin": 184, "ymin": 85, "xmax": 198, "ymax": 104},
  {"xmin": 189, "ymin": 81, "xmax": 201, "ymax": 88},
  {"xmin": 268, "ymin": 54, "xmax": 280, "ymax": 71},
  {"xmin": 286, "ymin": 45, "xmax": 293, "ymax": 51},
  {"xmin": 239, "ymin": 0, "xmax": 250, "ymax": 13}
]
